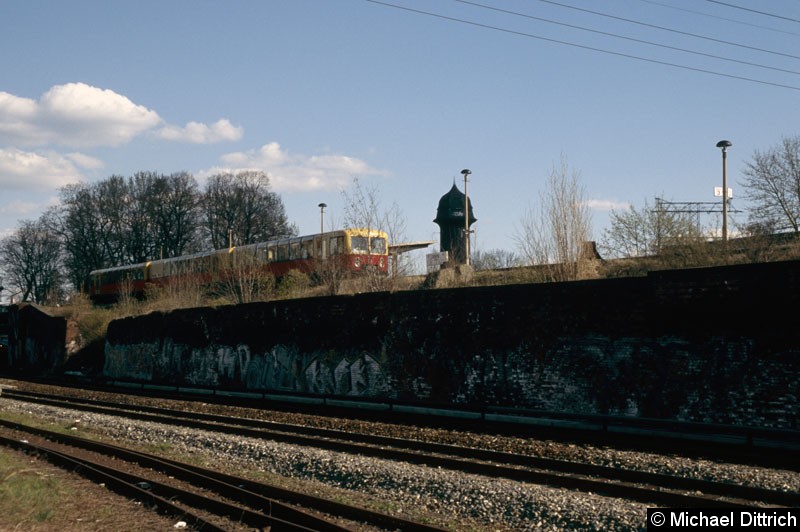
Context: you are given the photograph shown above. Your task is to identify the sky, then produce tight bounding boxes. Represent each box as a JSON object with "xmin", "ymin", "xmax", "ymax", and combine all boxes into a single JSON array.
[{"xmin": 2, "ymin": 0, "xmax": 799, "ymax": 274}]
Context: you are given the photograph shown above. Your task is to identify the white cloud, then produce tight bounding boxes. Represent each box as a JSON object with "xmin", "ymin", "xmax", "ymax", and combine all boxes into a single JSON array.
[
  {"xmin": 0, "ymin": 83, "xmax": 241, "ymax": 149},
  {"xmin": 156, "ymin": 118, "xmax": 243, "ymax": 143},
  {"xmin": 207, "ymin": 142, "xmax": 386, "ymax": 192},
  {"xmin": 0, "ymin": 83, "xmax": 160, "ymax": 148},
  {"xmin": 65, "ymin": 152, "xmax": 105, "ymax": 170},
  {"xmin": 0, "ymin": 92, "xmax": 38, "ymax": 143},
  {"xmin": 0, "ymin": 148, "xmax": 84, "ymax": 190},
  {"xmin": 586, "ymin": 198, "xmax": 630, "ymax": 211},
  {"xmin": 40, "ymin": 83, "xmax": 161, "ymax": 147}
]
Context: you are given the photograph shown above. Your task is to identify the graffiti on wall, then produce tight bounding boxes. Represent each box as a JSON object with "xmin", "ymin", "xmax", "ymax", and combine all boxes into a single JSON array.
[
  {"xmin": 307, "ymin": 352, "xmax": 387, "ymax": 396},
  {"xmin": 145, "ymin": 341, "xmax": 389, "ymax": 397}
]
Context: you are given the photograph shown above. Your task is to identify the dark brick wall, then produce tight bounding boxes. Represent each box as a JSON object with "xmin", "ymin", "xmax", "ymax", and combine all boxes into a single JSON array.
[
  {"xmin": 104, "ymin": 260, "xmax": 800, "ymax": 428},
  {"xmin": 5, "ymin": 304, "xmax": 66, "ymax": 373}
]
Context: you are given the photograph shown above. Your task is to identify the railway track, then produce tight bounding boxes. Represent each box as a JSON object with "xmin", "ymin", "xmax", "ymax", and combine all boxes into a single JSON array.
[
  {"xmin": 2, "ymin": 387, "xmax": 796, "ymax": 510},
  {"xmin": 0, "ymin": 419, "xmax": 445, "ymax": 532},
  {"xmin": 20, "ymin": 374, "xmax": 800, "ymax": 469}
]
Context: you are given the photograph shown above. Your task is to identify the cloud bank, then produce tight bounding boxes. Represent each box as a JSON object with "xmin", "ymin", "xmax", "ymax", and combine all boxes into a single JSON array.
[
  {"xmin": 0, "ymin": 83, "xmax": 380, "ymax": 211},
  {"xmin": 157, "ymin": 119, "xmax": 243, "ymax": 143},
  {"xmin": 205, "ymin": 142, "xmax": 386, "ymax": 192},
  {"xmin": 0, "ymin": 82, "xmax": 241, "ymax": 148},
  {"xmin": 0, "ymin": 148, "xmax": 90, "ymax": 191}
]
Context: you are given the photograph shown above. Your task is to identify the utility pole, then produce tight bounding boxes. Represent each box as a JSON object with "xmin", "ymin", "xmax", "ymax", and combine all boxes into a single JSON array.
[
  {"xmin": 461, "ymin": 169, "xmax": 472, "ymax": 265},
  {"xmin": 716, "ymin": 140, "xmax": 732, "ymax": 241}
]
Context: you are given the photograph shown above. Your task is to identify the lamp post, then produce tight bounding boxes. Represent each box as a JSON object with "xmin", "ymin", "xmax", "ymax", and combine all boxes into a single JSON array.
[
  {"xmin": 716, "ymin": 140, "xmax": 732, "ymax": 241},
  {"xmin": 317, "ymin": 203, "xmax": 327, "ymax": 233},
  {"xmin": 461, "ymin": 169, "xmax": 472, "ymax": 265}
]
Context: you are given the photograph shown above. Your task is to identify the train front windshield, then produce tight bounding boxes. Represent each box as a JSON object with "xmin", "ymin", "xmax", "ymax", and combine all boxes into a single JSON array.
[
  {"xmin": 351, "ymin": 235, "xmax": 387, "ymax": 254},
  {"xmin": 370, "ymin": 236, "xmax": 386, "ymax": 254}
]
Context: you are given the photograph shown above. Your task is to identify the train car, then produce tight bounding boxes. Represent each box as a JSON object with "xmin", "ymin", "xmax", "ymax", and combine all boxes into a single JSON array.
[
  {"xmin": 88, "ymin": 228, "xmax": 389, "ymax": 302},
  {"xmin": 87, "ymin": 261, "xmax": 151, "ymax": 304}
]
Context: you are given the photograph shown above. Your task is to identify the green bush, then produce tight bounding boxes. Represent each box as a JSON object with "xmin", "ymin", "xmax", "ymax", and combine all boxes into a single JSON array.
[{"xmin": 276, "ymin": 270, "xmax": 310, "ymax": 298}]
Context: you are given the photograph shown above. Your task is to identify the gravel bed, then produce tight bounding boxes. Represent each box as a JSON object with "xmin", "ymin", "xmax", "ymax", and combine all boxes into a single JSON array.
[
  {"xmin": 1, "ymin": 383, "xmax": 798, "ymax": 531},
  {"xmin": 1, "ymin": 397, "xmax": 648, "ymax": 530}
]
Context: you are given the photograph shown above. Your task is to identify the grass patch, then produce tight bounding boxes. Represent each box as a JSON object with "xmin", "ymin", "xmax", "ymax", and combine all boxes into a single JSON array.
[{"xmin": 0, "ymin": 449, "xmax": 71, "ymax": 528}]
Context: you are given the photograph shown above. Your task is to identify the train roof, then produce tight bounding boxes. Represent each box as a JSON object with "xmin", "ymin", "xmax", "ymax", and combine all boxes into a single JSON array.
[
  {"xmin": 88, "ymin": 228, "xmax": 389, "ymax": 276},
  {"xmin": 89, "ymin": 261, "xmax": 150, "ymax": 276}
]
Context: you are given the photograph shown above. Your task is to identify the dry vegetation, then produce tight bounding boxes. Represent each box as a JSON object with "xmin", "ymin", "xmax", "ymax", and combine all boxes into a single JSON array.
[{"xmin": 0, "ymin": 447, "xmax": 179, "ymax": 531}]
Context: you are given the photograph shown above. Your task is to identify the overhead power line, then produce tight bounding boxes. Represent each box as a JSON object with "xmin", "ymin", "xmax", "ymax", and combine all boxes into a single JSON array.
[
  {"xmin": 363, "ymin": 0, "xmax": 800, "ymax": 92},
  {"xmin": 534, "ymin": 0, "xmax": 800, "ymax": 61},
  {"xmin": 638, "ymin": 0, "xmax": 800, "ymax": 37},
  {"xmin": 455, "ymin": 0, "xmax": 800, "ymax": 77},
  {"xmin": 705, "ymin": 0, "xmax": 800, "ymax": 24}
]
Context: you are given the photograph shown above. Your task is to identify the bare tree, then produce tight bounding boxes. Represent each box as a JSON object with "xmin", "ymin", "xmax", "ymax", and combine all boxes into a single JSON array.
[
  {"xmin": 599, "ymin": 198, "xmax": 706, "ymax": 259},
  {"xmin": 0, "ymin": 218, "xmax": 63, "ymax": 303},
  {"xmin": 24, "ymin": 170, "xmax": 292, "ymax": 298},
  {"xmin": 202, "ymin": 171, "xmax": 296, "ymax": 249},
  {"xmin": 127, "ymin": 171, "xmax": 201, "ymax": 260},
  {"xmin": 471, "ymin": 248, "xmax": 523, "ymax": 270},
  {"xmin": 46, "ymin": 183, "xmax": 110, "ymax": 291},
  {"xmin": 514, "ymin": 155, "xmax": 593, "ymax": 282},
  {"xmin": 741, "ymin": 135, "xmax": 800, "ymax": 233},
  {"xmin": 340, "ymin": 178, "xmax": 410, "ymax": 287},
  {"xmin": 95, "ymin": 175, "xmax": 130, "ymax": 263},
  {"xmin": 125, "ymin": 172, "xmax": 156, "ymax": 263},
  {"xmin": 48, "ymin": 172, "xmax": 203, "ymax": 291},
  {"xmin": 215, "ymin": 249, "xmax": 276, "ymax": 304},
  {"xmin": 153, "ymin": 171, "xmax": 201, "ymax": 258}
]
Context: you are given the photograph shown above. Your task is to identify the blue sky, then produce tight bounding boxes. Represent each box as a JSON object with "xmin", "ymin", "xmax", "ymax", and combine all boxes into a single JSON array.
[{"xmin": 2, "ymin": 0, "xmax": 799, "ymax": 269}]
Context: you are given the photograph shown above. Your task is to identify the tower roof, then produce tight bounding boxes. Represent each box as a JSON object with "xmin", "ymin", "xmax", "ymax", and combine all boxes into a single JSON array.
[{"xmin": 434, "ymin": 183, "xmax": 477, "ymax": 225}]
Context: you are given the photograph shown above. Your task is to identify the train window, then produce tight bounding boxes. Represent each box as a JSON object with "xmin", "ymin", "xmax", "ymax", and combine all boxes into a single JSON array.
[
  {"xmin": 370, "ymin": 237, "xmax": 387, "ymax": 254},
  {"xmin": 336, "ymin": 236, "xmax": 345, "ymax": 255},
  {"xmin": 267, "ymin": 245, "xmax": 276, "ymax": 261},
  {"xmin": 351, "ymin": 236, "xmax": 369, "ymax": 254},
  {"xmin": 302, "ymin": 240, "xmax": 313, "ymax": 259},
  {"xmin": 329, "ymin": 237, "xmax": 339, "ymax": 255},
  {"xmin": 278, "ymin": 244, "xmax": 288, "ymax": 261},
  {"xmin": 289, "ymin": 242, "xmax": 299, "ymax": 259}
]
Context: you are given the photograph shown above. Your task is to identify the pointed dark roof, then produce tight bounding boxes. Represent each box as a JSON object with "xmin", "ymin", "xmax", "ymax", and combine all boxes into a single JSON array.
[{"xmin": 434, "ymin": 183, "xmax": 476, "ymax": 225}]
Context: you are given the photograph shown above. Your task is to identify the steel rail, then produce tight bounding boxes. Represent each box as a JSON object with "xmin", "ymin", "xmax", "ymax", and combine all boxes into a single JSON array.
[
  {"xmin": 2, "ymin": 390, "xmax": 793, "ymax": 509},
  {"xmin": 0, "ymin": 418, "xmax": 446, "ymax": 532},
  {"xmin": 14, "ymin": 375, "xmax": 800, "ymax": 462},
  {"xmin": 0, "ymin": 434, "xmax": 230, "ymax": 532}
]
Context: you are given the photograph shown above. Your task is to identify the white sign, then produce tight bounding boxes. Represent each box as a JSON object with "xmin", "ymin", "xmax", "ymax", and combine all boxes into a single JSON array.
[
  {"xmin": 714, "ymin": 187, "xmax": 733, "ymax": 198},
  {"xmin": 426, "ymin": 251, "xmax": 449, "ymax": 273}
]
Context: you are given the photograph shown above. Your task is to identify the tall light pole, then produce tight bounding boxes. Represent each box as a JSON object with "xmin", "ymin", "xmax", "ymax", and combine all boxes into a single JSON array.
[
  {"xmin": 716, "ymin": 140, "xmax": 732, "ymax": 241},
  {"xmin": 317, "ymin": 203, "xmax": 327, "ymax": 233},
  {"xmin": 461, "ymin": 169, "xmax": 472, "ymax": 265}
]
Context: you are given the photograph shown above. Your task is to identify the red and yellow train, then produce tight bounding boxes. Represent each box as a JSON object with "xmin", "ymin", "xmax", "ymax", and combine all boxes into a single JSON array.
[{"xmin": 87, "ymin": 228, "xmax": 389, "ymax": 302}]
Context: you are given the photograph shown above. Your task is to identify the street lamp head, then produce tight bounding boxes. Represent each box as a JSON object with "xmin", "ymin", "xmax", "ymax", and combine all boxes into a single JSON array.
[
  {"xmin": 318, "ymin": 203, "xmax": 327, "ymax": 209},
  {"xmin": 460, "ymin": 169, "xmax": 471, "ymax": 177},
  {"xmin": 716, "ymin": 140, "xmax": 732, "ymax": 150}
]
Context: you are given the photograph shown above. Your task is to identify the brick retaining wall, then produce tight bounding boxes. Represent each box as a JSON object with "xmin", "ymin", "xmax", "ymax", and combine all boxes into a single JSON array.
[{"xmin": 103, "ymin": 260, "xmax": 800, "ymax": 428}]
